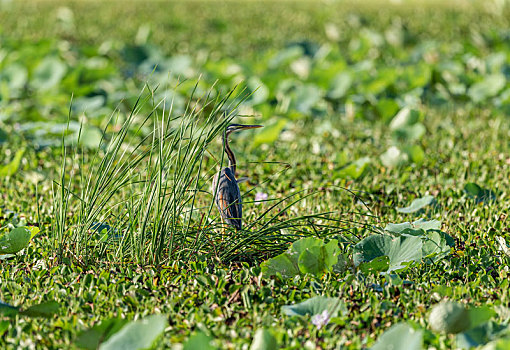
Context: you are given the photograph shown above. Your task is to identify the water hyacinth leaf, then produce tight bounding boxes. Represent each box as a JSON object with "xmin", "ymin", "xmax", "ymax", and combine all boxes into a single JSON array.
[
  {"xmin": 245, "ymin": 77, "xmax": 269, "ymax": 106},
  {"xmin": 468, "ymin": 74, "xmax": 506, "ymax": 103},
  {"xmin": 327, "ymin": 72, "xmax": 352, "ymax": 100},
  {"xmin": 260, "ymin": 253, "xmax": 300, "ymax": 279},
  {"xmin": 371, "ymin": 323, "xmax": 423, "ymax": 350},
  {"xmin": 76, "ymin": 318, "xmax": 129, "ymax": 350},
  {"xmin": 359, "ymin": 256, "xmax": 390, "ymax": 275},
  {"xmin": 468, "ymin": 306, "xmax": 497, "ymax": 329},
  {"xmin": 0, "ymin": 63, "xmax": 28, "ymax": 91},
  {"xmin": 385, "ymin": 219, "xmax": 441, "ymax": 234},
  {"xmin": 380, "ymin": 146, "xmax": 408, "ymax": 167},
  {"xmin": 456, "ymin": 321, "xmax": 508, "ymax": 348},
  {"xmin": 20, "ymin": 301, "xmax": 60, "ymax": 318},
  {"xmin": 464, "ymin": 183, "xmax": 496, "ymax": 203},
  {"xmin": 282, "ymin": 296, "xmax": 345, "ymax": 319},
  {"xmin": 32, "ymin": 56, "xmax": 67, "ymax": 90},
  {"xmin": 376, "ymin": 98, "xmax": 400, "ymax": 122},
  {"xmin": 353, "ymin": 235, "xmax": 422, "ymax": 273},
  {"xmin": 183, "ymin": 332, "xmax": 216, "ymax": 350},
  {"xmin": 298, "ymin": 239, "xmax": 340, "ymax": 276},
  {"xmin": 262, "ymin": 237, "xmax": 341, "ymax": 279},
  {"xmin": 429, "ymin": 301, "xmax": 470, "ymax": 334},
  {"xmin": 250, "ymin": 329, "xmax": 278, "ymax": 350},
  {"xmin": 336, "ymin": 157, "xmax": 371, "ymax": 179},
  {"xmin": 0, "ymin": 149, "xmax": 24, "ymax": 177},
  {"xmin": 0, "ymin": 301, "xmax": 19, "ymax": 317},
  {"xmin": 0, "ymin": 226, "xmax": 32, "ymax": 254},
  {"xmin": 389, "ymin": 107, "xmax": 422, "ymax": 130},
  {"xmin": 253, "ymin": 119, "xmax": 287, "ymax": 147},
  {"xmin": 392, "ymin": 123, "xmax": 426, "ymax": 142},
  {"xmin": 396, "ymin": 195, "xmax": 435, "ymax": 213},
  {"xmin": 99, "ymin": 314, "xmax": 167, "ymax": 350},
  {"xmin": 404, "ymin": 144, "xmax": 425, "ymax": 165},
  {"xmin": 421, "ymin": 230, "xmax": 455, "ymax": 262},
  {"xmin": 289, "ymin": 84, "xmax": 323, "ymax": 115}
]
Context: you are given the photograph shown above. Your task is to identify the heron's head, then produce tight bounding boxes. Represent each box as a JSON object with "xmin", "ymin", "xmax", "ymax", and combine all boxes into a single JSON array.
[{"xmin": 225, "ymin": 123, "xmax": 263, "ymax": 136}]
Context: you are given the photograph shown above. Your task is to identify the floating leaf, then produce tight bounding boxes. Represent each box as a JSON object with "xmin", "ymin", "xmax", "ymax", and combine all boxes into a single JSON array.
[
  {"xmin": 250, "ymin": 329, "xmax": 277, "ymax": 350},
  {"xmin": 253, "ymin": 119, "xmax": 287, "ymax": 147},
  {"xmin": 32, "ymin": 57, "xmax": 67, "ymax": 90},
  {"xmin": 76, "ymin": 318, "xmax": 129, "ymax": 350},
  {"xmin": 183, "ymin": 332, "xmax": 216, "ymax": 350},
  {"xmin": 464, "ymin": 183, "xmax": 495, "ymax": 203},
  {"xmin": 0, "ymin": 226, "xmax": 32, "ymax": 254},
  {"xmin": 359, "ymin": 256, "xmax": 390, "ymax": 275},
  {"xmin": 385, "ymin": 219, "xmax": 441, "ymax": 234},
  {"xmin": 261, "ymin": 238, "xmax": 341, "ymax": 279},
  {"xmin": 353, "ymin": 235, "xmax": 422, "ymax": 273},
  {"xmin": 0, "ymin": 301, "xmax": 19, "ymax": 317},
  {"xmin": 372, "ymin": 323, "xmax": 423, "ymax": 350},
  {"xmin": 421, "ymin": 230, "xmax": 455, "ymax": 262},
  {"xmin": 468, "ymin": 74, "xmax": 506, "ymax": 103},
  {"xmin": 429, "ymin": 301, "xmax": 470, "ymax": 334},
  {"xmin": 1, "ymin": 300, "xmax": 59, "ymax": 318},
  {"xmin": 396, "ymin": 195, "xmax": 435, "ymax": 213},
  {"xmin": 327, "ymin": 72, "xmax": 352, "ymax": 100},
  {"xmin": 282, "ymin": 296, "xmax": 345, "ymax": 320},
  {"xmin": 20, "ymin": 301, "xmax": 59, "ymax": 318},
  {"xmin": 380, "ymin": 146, "xmax": 407, "ymax": 167},
  {"xmin": 0, "ymin": 149, "xmax": 24, "ymax": 177},
  {"xmin": 456, "ymin": 321, "xmax": 508, "ymax": 348},
  {"xmin": 99, "ymin": 314, "xmax": 167, "ymax": 350},
  {"xmin": 336, "ymin": 157, "xmax": 371, "ymax": 179}
]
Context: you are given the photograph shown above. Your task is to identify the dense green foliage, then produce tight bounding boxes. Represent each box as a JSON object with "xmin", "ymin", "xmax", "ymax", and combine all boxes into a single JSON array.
[{"xmin": 1, "ymin": 1, "xmax": 510, "ymax": 348}]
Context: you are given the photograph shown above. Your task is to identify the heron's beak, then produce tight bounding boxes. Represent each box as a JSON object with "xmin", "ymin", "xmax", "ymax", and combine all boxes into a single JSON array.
[{"xmin": 237, "ymin": 124, "xmax": 263, "ymax": 131}]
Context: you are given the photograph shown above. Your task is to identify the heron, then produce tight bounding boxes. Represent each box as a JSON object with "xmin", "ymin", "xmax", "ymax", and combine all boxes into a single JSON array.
[{"xmin": 213, "ymin": 123, "xmax": 263, "ymax": 231}]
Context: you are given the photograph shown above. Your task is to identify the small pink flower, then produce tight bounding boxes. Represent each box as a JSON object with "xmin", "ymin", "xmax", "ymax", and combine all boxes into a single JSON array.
[{"xmin": 255, "ymin": 192, "xmax": 268, "ymax": 204}]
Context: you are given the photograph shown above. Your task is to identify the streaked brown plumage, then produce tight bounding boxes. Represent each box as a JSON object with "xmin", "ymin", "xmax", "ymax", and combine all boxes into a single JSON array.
[{"xmin": 212, "ymin": 124, "xmax": 262, "ymax": 231}]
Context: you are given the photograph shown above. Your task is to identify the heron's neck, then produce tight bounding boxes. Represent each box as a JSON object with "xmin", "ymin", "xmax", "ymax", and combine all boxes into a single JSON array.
[{"xmin": 223, "ymin": 133, "xmax": 236, "ymax": 175}]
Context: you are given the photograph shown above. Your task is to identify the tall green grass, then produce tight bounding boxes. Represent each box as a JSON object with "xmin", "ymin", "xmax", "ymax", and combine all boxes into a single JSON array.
[{"xmin": 51, "ymin": 83, "xmax": 366, "ymax": 266}]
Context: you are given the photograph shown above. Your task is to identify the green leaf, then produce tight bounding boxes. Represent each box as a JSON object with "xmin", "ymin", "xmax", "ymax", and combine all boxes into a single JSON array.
[
  {"xmin": 336, "ymin": 157, "xmax": 371, "ymax": 179},
  {"xmin": 380, "ymin": 146, "xmax": 408, "ymax": 167},
  {"xmin": 456, "ymin": 321, "xmax": 508, "ymax": 348},
  {"xmin": 359, "ymin": 256, "xmax": 390, "ymax": 275},
  {"xmin": 421, "ymin": 230, "xmax": 455, "ymax": 262},
  {"xmin": 0, "ymin": 301, "xmax": 19, "ymax": 317},
  {"xmin": 468, "ymin": 307, "xmax": 497, "ymax": 329},
  {"xmin": 250, "ymin": 329, "xmax": 278, "ymax": 350},
  {"xmin": 20, "ymin": 301, "xmax": 59, "ymax": 318},
  {"xmin": 76, "ymin": 318, "xmax": 129, "ymax": 350},
  {"xmin": 282, "ymin": 296, "xmax": 345, "ymax": 318},
  {"xmin": 327, "ymin": 72, "xmax": 352, "ymax": 100},
  {"xmin": 464, "ymin": 183, "xmax": 495, "ymax": 203},
  {"xmin": 261, "ymin": 238, "xmax": 341, "ymax": 279},
  {"xmin": 99, "ymin": 314, "xmax": 167, "ymax": 350},
  {"xmin": 260, "ymin": 253, "xmax": 300, "ymax": 279},
  {"xmin": 396, "ymin": 195, "xmax": 435, "ymax": 213},
  {"xmin": 429, "ymin": 301, "xmax": 470, "ymax": 334},
  {"xmin": 371, "ymin": 323, "xmax": 423, "ymax": 350},
  {"xmin": 0, "ymin": 226, "xmax": 32, "ymax": 254},
  {"xmin": 385, "ymin": 219, "xmax": 441, "ymax": 234},
  {"xmin": 468, "ymin": 74, "xmax": 506, "ymax": 103},
  {"xmin": 353, "ymin": 235, "xmax": 423, "ymax": 273},
  {"xmin": 183, "ymin": 332, "xmax": 216, "ymax": 350},
  {"xmin": 253, "ymin": 119, "xmax": 287, "ymax": 147},
  {"xmin": 298, "ymin": 239, "xmax": 340, "ymax": 276},
  {"xmin": 376, "ymin": 98, "xmax": 400, "ymax": 122},
  {"xmin": 0, "ymin": 149, "xmax": 24, "ymax": 177},
  {"xmin": 404, "ymin": 145, "xmax": 425, "ymax": 165},
  {"xmin": 32, "ymin": 57, "xmax": 67, "ymax": 90}
]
